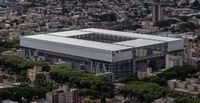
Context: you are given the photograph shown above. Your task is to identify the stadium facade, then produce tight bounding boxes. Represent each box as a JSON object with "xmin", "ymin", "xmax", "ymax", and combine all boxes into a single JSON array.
[{"xmin": 20, "ymin": 28, "xmax": 184, "ymax": 79}]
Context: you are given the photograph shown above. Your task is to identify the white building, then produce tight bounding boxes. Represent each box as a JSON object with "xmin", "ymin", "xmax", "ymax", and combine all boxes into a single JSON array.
[{"xmin": 20, "ymin": 28, "xmax": 184, "ymax": 79}]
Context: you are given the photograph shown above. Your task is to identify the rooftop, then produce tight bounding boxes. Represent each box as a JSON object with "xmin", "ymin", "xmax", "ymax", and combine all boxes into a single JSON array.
[
  {"xmin": 25, "ymin": 34, "xmax": 132, "ymax": 51},
  {"xmin": 114, "ymin": 39, "xmax": 164, "ymax": 47},
  {"xmin": 48, "ymin": 30, "xmax": 92, "ymax": 37},
  {"xmin": 80, "ymin": 28, "xmax": 181, "ymax": 42},
  {"xmin": 22, "ymin": 28, "xmax": 182, "ymax": 51}
]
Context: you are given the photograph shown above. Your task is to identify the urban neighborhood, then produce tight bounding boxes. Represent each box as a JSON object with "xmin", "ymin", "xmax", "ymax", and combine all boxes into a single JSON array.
[{"xmin": 1, "ymin": 0, "xmax": 200, "ymax": 103}]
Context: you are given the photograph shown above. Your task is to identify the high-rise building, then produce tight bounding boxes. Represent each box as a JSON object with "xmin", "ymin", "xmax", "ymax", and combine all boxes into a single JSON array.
[{"xmin": 152, "ymin": 4, "xmax": 163, "ymax": 22}]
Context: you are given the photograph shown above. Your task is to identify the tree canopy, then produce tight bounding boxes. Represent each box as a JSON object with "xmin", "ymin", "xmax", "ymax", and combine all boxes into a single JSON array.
[
  {"xmin": 49, "ymin": 66, "xmax": 114, "ymax": 98},
  {"xmin": 0, "ymin": 55, "xmax": 50, "ymax": 74},
  {"xmin": 0, "ymin": 84, "xmax": 55, "ymax": 102},
  {"xmin": 119, "ymin": 81, "xmax": 166, "ymax": 102},
  {"xmin": 178, "ymin": 22, "xmax": 198, "ymax": 32},
  {"xmin": 142, "ymin": 65, "xmax": 200, "ymax": 86},
  {"xmin": 192, "ymin": 0, "xmax": 200, "ymax": 10},
  {"xmin": 154, "ymin": 19, "xmax": 178, "ymax": 28},
  {"xmin": 112, "ymin": 23, "xmax": 141, "ymax": 31},
  {"xmin": 196, "ymin": 60, "xmax": 200, "ymax": 69},
  {"xmin": 0, "ymin": 40, "xmax": 19, "ymax": 49},
  {"xmin": 90, "ymin": 13, "xmax": 117, "ymax": 22},
  {"xmin": 119, "ymin": 81, "xmax": 199, "ymax": 103},
  {"xmin": 121, "ymin": 65, "xmax": 200, "ymax": 103}
]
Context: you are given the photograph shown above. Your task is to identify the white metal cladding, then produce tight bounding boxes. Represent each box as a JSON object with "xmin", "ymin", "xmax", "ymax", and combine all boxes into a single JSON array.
[
  {"xmin": 20, "ymin": 36, "xmax": 133, "ymax": 62},
  {"xmin": 80, "ymin": 28, "xmax": 184, "ymax": 51},
  {"xmin": 23, "ymin": 34, "xmax": 132, "ymax": 51},
  {"xmin": 81, "ymin": 28, "xmax": 182, "ymax": 42},
  {"xmin": 167, "ymin": 39, "xmax": 184, "ymax": 52},
  {"xmin": 112, "ymin": 50, "xmax": 133, "ymax": 62},
  {"xmin": 48, "ymin": 30, "xmax": 92, "ymax": 37},
  {"xmin": 114, "ymin": 39, "xmax": 164, "ymax": 48},
  {"xmin": 20, "ymin": 28, "xmax": 184, "ymax": 62}
]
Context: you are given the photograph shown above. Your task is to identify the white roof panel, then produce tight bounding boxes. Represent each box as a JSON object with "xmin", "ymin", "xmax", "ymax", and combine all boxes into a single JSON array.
[
  {"xmin": 114, "ymin": 39, "xmax": 164, "ymax": 47},
  {"xmin": 21, "ymin": 28, "xmax": 183, "ymax": 53},
  {"xmin": 48, "ymin": 30, "xmax": 92, "ymax": 37},
  {"xmin": 24, "ymin": 34, "xmax": 132, "ymax": 51},
  {"xmin": 81, "ymin": 28, "xmax": 181, "ymax": 42}
]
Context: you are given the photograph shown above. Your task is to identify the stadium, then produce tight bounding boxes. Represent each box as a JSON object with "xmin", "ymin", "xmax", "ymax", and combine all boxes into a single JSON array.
[{"xmin": 20, "ymin": 28, "xmax": 184, "ymax": 79}]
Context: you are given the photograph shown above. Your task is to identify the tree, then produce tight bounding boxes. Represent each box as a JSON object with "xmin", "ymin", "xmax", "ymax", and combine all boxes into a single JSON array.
[
  {"xmin": 179, "ymin": 16, "xmax": 190, "ymax": 22},
  {"xmin": 192, "ymin": 0, "xmax": 200, "ymax": 9},
  {"xmin": 119, "ymin": 81, "xmax": 166, "ymax": 102},
  {"xmin": 62, "ymin": 7, "xmax": 69, "ymax": 15},
  {"xmin": 112, "ymin": 23, "xmax": 141, "ymax": 31},
  {"xmin": 141, "ymin": 65, "xmax": 200, "ymax": 86},
  {"xmin": 143, "ymin": 3, "xmax": 149, "ymax": 8},
  {"xmin": 197, "ymin": 60, "xmax": 200, "ymax": 68},
  {"xmin": 154, "ymin": 19, "xmax": 178, "ymax": 28},
  {"xmin": 5, "ymin": 56, "xmax": 25, "ymax": 73},
  {"xmin": 90, "ymin": 13, "xmax": 117, "ymax": 22},
  {"xmin": 0, "ymin": 55, "xmax": 7, "ymax": 66},
  {"xmin": 122, "ymin": 66, "xmax": 200, "ymax": 103},
  {"xmin": 148, "ymin": 76, "xmax": 166, "ymax": 86},
  {"xmin": 0, "ymin": 85, "xmax": 54, "ymax": 102},
  {"xmin": 101, "ymin": 94, "xmax": 106, "ymax": 103},
  {"xmin": 0, "ymin": 40, "xmax": 20, "ymax": 49},
  {"xmin": 0, "ymin": 55, "xmax": 50, "ymax": 75},
  {"xmin": 194, "ymin": 35, "xmax": 200, "ymax": 43},
  {"xmin": 124, "ymin": 75, "xmax": 139, "ymax": 83},
  {"xmin": 59, "ymin": 0, "xmax": 66, "ymax": 4},
  {"xmin": 37, "ymin": 62, "xmax": 50, "ymax": 72},
  {"xmin": 174, "ymin": 96, "xmax": 196, "ymax": 103},
  {"xmin": 148, "ymin": 59, "xmax": 158, "ymax": 71},
  {"xmin": 178, "ymin": 22, "xmax": 197, "ymax": 32},
  {"xmin": 49, "ymin": 66, "xmax": 114, "ymax": 98},
  {"xmin": 35, "ymin": 73, "xmax": 46, "ymax": 85}
]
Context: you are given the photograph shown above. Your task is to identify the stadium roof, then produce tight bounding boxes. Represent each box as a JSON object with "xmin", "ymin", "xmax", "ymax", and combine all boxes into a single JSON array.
[
  {"xmin": 48, "ymin": 30, "xmax": 92, "ymax": 37},
  {"xmin": 22, "ymin": 28, "xmax": 182, "ymax": 51},
  {"xmin": 81, "ymin": 28, "xmax": 180, "ymax": 42},
  {"xmin": 114, "ymin": 39, "xmax": 164, "ymax": 48},
  {"xmin": 25, "ymin": 34, "xmax": 132, "ymax": 51}
]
